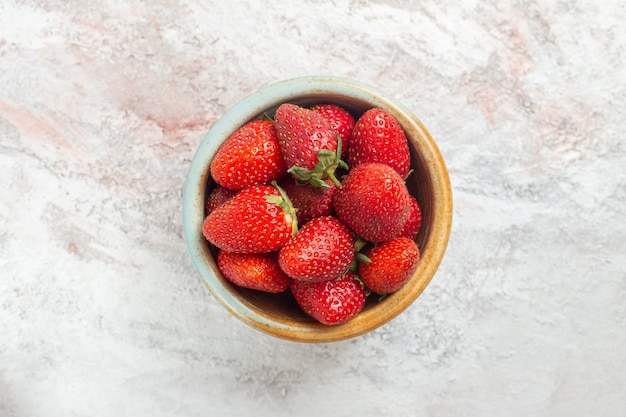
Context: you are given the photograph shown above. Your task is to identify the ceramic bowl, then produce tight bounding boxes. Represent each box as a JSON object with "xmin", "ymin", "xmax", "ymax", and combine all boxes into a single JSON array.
[{"xmin": 182, "ymin": 76, "xmax": 452, "ymax": 343}]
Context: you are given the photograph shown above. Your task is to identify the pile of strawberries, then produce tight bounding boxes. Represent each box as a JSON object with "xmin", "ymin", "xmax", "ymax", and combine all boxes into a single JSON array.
[{"xmin": 202, "ymin": 102, "xmax": 422, "ymax": 326}]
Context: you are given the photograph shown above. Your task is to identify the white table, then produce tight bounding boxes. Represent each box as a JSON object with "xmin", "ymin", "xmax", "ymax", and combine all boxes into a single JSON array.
[{"xmin": 1, "ymin": 1, "xmax": 625, "ymax": 416}]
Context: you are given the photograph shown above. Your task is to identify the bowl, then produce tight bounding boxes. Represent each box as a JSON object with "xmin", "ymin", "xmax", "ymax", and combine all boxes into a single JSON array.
[{"xmin": 182, "ymin": 76, "xmax": 453, "ymax": 343}]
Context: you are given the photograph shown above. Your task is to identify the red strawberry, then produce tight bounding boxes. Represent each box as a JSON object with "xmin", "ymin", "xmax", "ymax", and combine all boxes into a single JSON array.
[
  {"xmin": 274, "ymin": 103, "xmax": 346, "ymax": 187},
  {"xmin": 205, "ymin": 185, "xmax": 237, "ymax": 215},
  {"xmin": 333, "ymin": 162, "xmax": 411, "ymax": 242},
  {"xmin": 359, "ymin": 237, "xmax": 420, "ymax": 294},
  {"xmin": 217, "ymin": 251, "xmax": 290, "ymax": 293},
  {"xmin": 348, "ymin": 108, "xmax": 411, "ymax": 178},
  {"xmin": 278, "ymin": 216, "xmax": 354, "ymax": 282},
  {"xmin": 210, "ymin": 119, "xmax": 286, "ymax": 191},
  {"xmin": 399, "ymin": 195, "xmax": 423, "ymax": 240},
  {"xmin": 310, "ymin": 103, "xmax": 355, "ymax": 159},
  {"xmin": 290, "ymin": 271, "xmax": 366, "ymax": 326},
  {"xmin": 279, "ymin": 176, "xmax": 336, "ymax": 225},
  {"xmin": 202, "ymin": 183, "xmax": 297, "ymax": 253}
]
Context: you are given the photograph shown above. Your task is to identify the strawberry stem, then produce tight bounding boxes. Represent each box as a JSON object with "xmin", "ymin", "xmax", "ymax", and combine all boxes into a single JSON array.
[
  {"xmin": 349, "ymin": 259, "xmax": 358, "ymax": 272},
  {"xmin": 349, "ymin": 238, "xmax": 371, "ymax": 271},
  {"xmin": 356, "ymin": 253, "xmax": 372, "ymax": 264}
]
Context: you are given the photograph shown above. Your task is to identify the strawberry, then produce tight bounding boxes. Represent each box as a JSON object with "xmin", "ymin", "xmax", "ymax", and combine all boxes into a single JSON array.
[
  {"xmin": 279, "ymin": 176, "xmax": 336, "ymax": 225},
  {"xmin": 202, "ymin": 183, "xmax": 297, "ymax": 253},
  {"xmin": 348, "ymin": 108, "xmax": 411, "ymax": 178},
  {"xmin": 210, "ymin": 119, "xmax": 286, "ymax": 191},
  {"xmin": 359, "ymin": 237, "xmax": 420, "ymax": 294},
  {"xmin": 333, "ymin": 162, "xmax": 411, "ymax": 242},
  {"xmin": 205, "ymin": 185, "xmax": 237, "ymax": 215},
  {"xmin": 399, "ymin": 195, "xmax": 423, "ymax": 240},
  {"xmin": 278, "ymin": 216, "xmax": 354, "ymax": 282},
  {"xmin": 217, "ymin": 251, "xmax": 290, "ymax": 293},
  {"xmin": 289, "ymin": 271, "xmax": 366, "ymax": 325},
  {"xmin": 310, "ymin": 103, "xmax": 355, "ymax": 160},
  {"xmin": 274, "ymin": 103, "xmax": 346, "ymax": 187}
]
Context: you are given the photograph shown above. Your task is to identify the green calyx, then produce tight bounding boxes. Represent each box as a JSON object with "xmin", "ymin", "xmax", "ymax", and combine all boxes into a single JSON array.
[
  {"xmin": 348, "ymin": 237, "xmax": 372, "ymax": 273},
  {"xmin": 266, "ymin": 181, "xmax": 298, "ymax": 236},
  {"xmin": 348, "ymin": 237, "xmax": 372, "ymax": 297},
  {"xmin": 288, "ymin": 135, "xmax": 348, "ymax": 188},
  {"xmin": 353, "ymin": 237, "xmax": 369, "ymax": 254},
  {"xmin": 356, "ymin": 253, "xmax": 372, "ymax": 264}
]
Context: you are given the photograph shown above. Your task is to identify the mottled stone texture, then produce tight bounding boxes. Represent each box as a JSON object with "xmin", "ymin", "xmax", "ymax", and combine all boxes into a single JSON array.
[{"xmin": 1, "ymin": 1, "xmax": 625, "ymax": 416}]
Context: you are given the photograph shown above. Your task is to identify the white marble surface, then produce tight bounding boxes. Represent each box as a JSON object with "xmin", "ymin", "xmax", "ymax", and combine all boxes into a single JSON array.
[{"xmin": 1, "ymin": 1, "xmax": 625, "ymax": 416}]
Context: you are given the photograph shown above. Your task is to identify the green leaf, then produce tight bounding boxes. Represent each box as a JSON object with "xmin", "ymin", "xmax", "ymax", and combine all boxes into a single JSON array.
[
  {"xmin": 270, "ymin": 181, "xmax": 298, "ymax": 235},
  {"xmin": 310, "ymin": 177, "xmax": 331, "ymax": 188}
]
